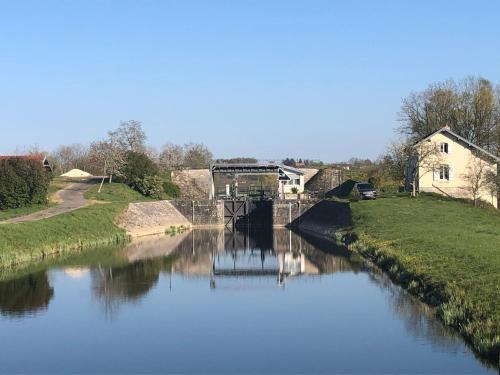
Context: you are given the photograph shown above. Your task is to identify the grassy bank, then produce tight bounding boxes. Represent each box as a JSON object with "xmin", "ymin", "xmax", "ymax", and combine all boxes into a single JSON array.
[
  {"xmin": 85, "ymin": 182, "xmax": 154, "ymax": 202},
  {"xmin": 347, "ymin": 194, "xmax": 500, "ymax": 364},
  {"xmin": 0, "ymin": 182, "xmax": 166, "ymax": 270},
  {"xmin": 0, "ymin": 203, "xmax": 129, "ymax": 270}
]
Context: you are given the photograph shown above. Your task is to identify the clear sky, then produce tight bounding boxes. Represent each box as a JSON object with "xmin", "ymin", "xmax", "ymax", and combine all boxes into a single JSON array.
[{"xmin": 1, "ymin": 0, "xmax": 500, "ymax": 161}]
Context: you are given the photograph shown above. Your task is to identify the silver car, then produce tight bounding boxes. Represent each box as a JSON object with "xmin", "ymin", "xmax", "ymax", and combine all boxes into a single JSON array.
[{"xmin": 355, "ymin": 182, "xmax": 377, "ymax": 199}]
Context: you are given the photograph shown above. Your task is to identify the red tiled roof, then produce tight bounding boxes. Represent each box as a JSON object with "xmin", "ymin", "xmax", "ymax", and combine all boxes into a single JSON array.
[{"xmin": 0, "ymin": 155, "xmax": 45, "ymax": 162}]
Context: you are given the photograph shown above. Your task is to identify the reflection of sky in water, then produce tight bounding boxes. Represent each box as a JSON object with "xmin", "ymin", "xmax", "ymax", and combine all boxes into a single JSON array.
[{"xmin": 0, "ymin": 229, "xmax": 495, "ymax": 374}]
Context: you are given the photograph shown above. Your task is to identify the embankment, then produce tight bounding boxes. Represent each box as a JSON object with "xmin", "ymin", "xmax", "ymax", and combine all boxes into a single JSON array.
[
  {"xmin": 296, "ymin": 199, "xmax": 352, "ymax": 237},
  {"xmin": 0, "ymin": 203, "xmax": 129, "ymax": 271},
  {"xmin": 117, "ymin": 201, "xmax": 193, "ymax": 236},
  {"xmin": 297, "ymin": 196, "xmax": 500, "ymax": 367}
]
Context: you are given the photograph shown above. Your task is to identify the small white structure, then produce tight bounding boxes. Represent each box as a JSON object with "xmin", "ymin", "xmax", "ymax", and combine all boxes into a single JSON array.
[{"xmin": 278, "ymin": 165, "xmax": 305, "ymax": 199}]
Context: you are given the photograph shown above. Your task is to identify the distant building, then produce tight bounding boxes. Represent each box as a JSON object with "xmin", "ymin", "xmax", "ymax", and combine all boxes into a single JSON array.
[
  {"xmin": 210, "ymin": 163, "xmax": 306, "ymax": 200},
  {"xmin": 0, "ymin": 155, "xmax": 52, "ymax": 172},
  {"xmin": 412, "ymin": 126, "xmax": 499, "ymax": 208}
]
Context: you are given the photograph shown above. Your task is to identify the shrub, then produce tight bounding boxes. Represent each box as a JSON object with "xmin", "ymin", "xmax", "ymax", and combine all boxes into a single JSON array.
[
  {"xmin": 0, "ymin": 158, "xmax": 51, "ymax": 210},
  {"xmin": 132, "ymin": 176, "xmax": 163, "ymax": 199},
  {"xmin": 162, "ymin": 181, "xmax": 181, "ymax": 198},
  {"xmin": 348, "ymin": 187, "xmax": 362, "ymax": 201},
  {"xmin": 119, "ymin": 151, "xmax": 158, "ymax": 186}
]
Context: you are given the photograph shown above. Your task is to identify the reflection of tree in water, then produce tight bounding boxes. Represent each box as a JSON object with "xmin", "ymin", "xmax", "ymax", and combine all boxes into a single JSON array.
[
  {"xmin": 91, "ymin": 257, "xmax": 174, "ymax": 318},
  {"xmin": 367, "ymin": 270, "xmax": 463, "ymax": 352},
  {"xmin": 0, "ymin": 271, "xmax": 54, "ymax": 318}
]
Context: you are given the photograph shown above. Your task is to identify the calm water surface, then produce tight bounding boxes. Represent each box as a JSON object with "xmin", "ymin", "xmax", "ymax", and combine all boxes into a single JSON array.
[{"xmin": 0, "ymin": 229, "xmax": 494, "ymax": 374}]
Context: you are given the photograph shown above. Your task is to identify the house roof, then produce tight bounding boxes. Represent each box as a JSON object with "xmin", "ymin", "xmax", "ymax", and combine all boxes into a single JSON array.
[
  {"xmin": 210, "ymin": 163, "xmax": 305, "ymax": 176},
  {"xmin": 416, "ymin": 127, "xmax": 500, "ymax": 163},
  {"xmin": 0, "ymin": 155, "xmax": 46, "ymax": 162}
]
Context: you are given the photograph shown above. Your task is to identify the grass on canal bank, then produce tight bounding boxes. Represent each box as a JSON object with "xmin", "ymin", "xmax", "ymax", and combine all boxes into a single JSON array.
[
  {"xmin": 0, "ymin": 203, "xmax": 129, "ymax": 270},
  {"xmin": 85, "ymin": 182, "xmax": 155, "ymax": 203},
  {"xmin": 0, "ymin": 182, "xmax": 174, "ymax": 271},
  {"xmin": 348, "ymin": 194, "xmax": 500, "ymax": 363}
]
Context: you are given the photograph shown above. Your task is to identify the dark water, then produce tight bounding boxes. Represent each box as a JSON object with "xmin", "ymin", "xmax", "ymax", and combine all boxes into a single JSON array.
[{"xmin": 0, "ymin": 229, "xmax": 494, "ymax": 374}]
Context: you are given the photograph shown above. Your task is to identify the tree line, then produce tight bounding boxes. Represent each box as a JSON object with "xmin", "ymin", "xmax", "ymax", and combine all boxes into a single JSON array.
[
  {"xmin": 48, "ymin": 120, "xmax": 214, "ymax": 177},
  {"xmin": 399, "ymin": 76, "xmax": 500, "ymax": 153}
]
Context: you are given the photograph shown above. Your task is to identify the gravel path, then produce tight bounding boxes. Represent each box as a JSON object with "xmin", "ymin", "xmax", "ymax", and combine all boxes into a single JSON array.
[{"xmin": 0, "ymin": 180, "xmax": 97, "ymax": 224}]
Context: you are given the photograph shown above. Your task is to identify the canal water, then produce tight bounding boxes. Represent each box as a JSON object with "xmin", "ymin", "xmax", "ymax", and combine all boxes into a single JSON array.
[{"xmin": 0, "ymin": 229, "xmax": 494, "ymax": 373}]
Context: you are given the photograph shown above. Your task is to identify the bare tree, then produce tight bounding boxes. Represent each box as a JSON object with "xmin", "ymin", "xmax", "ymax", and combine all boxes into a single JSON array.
[
  {"xmin": 461, "ymin": 154, "xmax": 495, "ymax": 207},
  {"xmin": 159, "ymin": 143, "xmax": 185, "ymax": 171},
  {"xmin": 88, "ymin": 140, "xmax": 125, "ymax": 183},
  {"xmin": 50, "ymin": 144, "xmax": 89, "ymax": 174},
  {"xmin": 386, "ymin": 139, "xmax": 442, "ymax": 197},
  {"xmin": 183, "ymin": 143, "xmax": 212, "ymax": 169},
  {"xmin": 399, "ymin": 76, "xmax": 500, "ymax": 151},
  {"xmin": 108, "ymin": 120, "xmax": 146, "ymax": 153}
]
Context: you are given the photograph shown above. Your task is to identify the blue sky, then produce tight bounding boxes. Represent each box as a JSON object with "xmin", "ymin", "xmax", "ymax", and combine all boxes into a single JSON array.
[{"xmin": 1, "ymin": 0, "xmax": 500, "ymax": 161}]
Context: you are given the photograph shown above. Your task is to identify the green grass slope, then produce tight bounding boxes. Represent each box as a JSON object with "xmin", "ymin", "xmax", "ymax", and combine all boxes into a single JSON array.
[
  {"xmin": 84, "ymin": 182, "xmax": 154, "ymax": 202},
  {"xmin": 350, "ymin": 194, "xmax": 500, "ymax": 363},
  {"xmin": 0, "ymin": 203, "xmax": 128, "ymax": 270}
]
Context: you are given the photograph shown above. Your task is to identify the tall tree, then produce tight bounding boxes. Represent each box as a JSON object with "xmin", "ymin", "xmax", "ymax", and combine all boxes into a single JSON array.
[
  {"xmin": 159, "ymin": 143, "xmax": 185, "ymax": 171},
  {"xmin": 399, "ymin": 76, "xmax": 500, "ymax": 151},
  {"xmin": 183, "ymin": 143, "xmax": 212, "ymax": 169},
  {"xmin": 50, "ymin": 144, "xmax": 89, "ymax": 174},
  {"xmin": 108, "ymin": 120, "xmax": 146, "ymax": 153},
  {"xmin": 88, "ymin": 140, "xmax": 124, "ymax": 183}
]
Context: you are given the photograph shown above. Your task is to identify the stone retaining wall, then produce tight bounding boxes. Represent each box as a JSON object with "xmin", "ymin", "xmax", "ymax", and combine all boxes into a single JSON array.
[
  {"xmin": 171, "ymin": 200, "xmax": 224, "ymax": 226},
  {"xmin": 118, "ymin": 199, "xmax": 339, "ymax": 237}
]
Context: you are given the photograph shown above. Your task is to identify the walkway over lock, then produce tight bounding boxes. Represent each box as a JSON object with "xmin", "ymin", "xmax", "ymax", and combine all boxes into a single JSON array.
[{"xmin": 209, "ymin": 163, "xmax": 305, "ymax": 200}]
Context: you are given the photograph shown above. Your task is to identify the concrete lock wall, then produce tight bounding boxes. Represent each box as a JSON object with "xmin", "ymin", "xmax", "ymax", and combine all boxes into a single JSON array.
[
  {"xmin": 172, "ymin": 199, "xmax": 319, "ymax": 227},
  {"xmin": 272, "ymin": 200, "xmax": 317, "ymax": 227},
  {"xmin": 171, "ymin": 200, "xmax": 225, "ymax": 226}
]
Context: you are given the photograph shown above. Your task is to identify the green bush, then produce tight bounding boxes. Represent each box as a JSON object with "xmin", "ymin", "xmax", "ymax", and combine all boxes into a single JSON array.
[
  {"xmin": 132, "ymin": 176, "xmax": 163, "ymax": 199},
  {"xmin": 0, "ymin": 158, "xmax": 51, "ymax": 210},
  {"xmin": 119, "ymin": 151, "xmax": 158, "ymax": 186},
  {"xmin": 162, "ymin": 180, "xmax": 181, "ymax": 198},
  {"xmin": 348, "ymin": 187, "xmax": 362, "ymax": 201}
]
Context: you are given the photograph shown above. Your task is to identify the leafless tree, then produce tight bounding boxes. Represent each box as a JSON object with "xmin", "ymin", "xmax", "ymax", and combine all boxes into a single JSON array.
[
  {"xmin": 108, "ymin": 120, "xmax": 146, "ymax": 153},
  {"xmin": 386, "ymin": 139, "xmax": 442, "ymax": 197},
  {"xmin": 159, "ymin": 143, "xmax": 185, "ymax": 171},
  {"xmin": 182, "ymin": 142, "xmax": 213, "ymax": 169},
  {"xmin": 88, "ymin": 140, "xmax": 125, "ymax": 183},
  {"xmin": 50, "ymin": 144, "xmax": 89, "ymax": 174},
  {"xmin": 461, "ymin": 154, "xmax": 496, "ymax": 207},
  {"xmin": 399, "ymin": 76, "xmax": 500, "ymax": 151}
]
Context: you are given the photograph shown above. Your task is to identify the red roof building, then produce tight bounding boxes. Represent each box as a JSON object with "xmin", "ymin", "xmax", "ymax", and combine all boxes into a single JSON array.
[{"xmin": 0, "ymin": 155, "xmax": 52, "ymax": 172}]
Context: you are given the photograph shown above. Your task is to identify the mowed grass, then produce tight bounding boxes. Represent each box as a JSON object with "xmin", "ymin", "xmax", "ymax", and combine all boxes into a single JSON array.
[
  {"xmin": 350, "ymin": 194, "xmax": 500, "ymax": 362},
  {"xmin": 85, "ymin": 182, "xmax": 154, "ymax": 203},
  {"xmin": 0, "ymin": 203, "xmax": 128, "ymax": 270}
]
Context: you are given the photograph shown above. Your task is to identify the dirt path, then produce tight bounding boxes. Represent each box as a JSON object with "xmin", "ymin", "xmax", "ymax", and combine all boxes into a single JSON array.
[{"xmin": 0, "ymin": 180, "xmax": 97, "ymax": 224}]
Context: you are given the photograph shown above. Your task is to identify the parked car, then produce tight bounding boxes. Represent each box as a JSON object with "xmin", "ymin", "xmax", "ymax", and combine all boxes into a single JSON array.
[{"xmin": 355, "ymin": 182, "xmax": 377, "ymax": 199}]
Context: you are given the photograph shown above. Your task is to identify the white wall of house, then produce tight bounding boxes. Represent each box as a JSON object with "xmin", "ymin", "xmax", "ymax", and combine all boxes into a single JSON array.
[
  {"xmin": 278, "ymin": 174, "xmax": 305, "ymax": 199},
  {"xmin": 418, "ymin": 132, "xmax": 498, "ymax": 208}
]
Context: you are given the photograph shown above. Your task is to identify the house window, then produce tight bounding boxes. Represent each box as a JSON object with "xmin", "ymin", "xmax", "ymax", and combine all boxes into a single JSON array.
[
  {"xmin": 440, "ymin": 143, "xmax": 449, "ymax": 153},
  {"xmin": 294, "ymin": 179, "xmax": 300, "ymax": 185},
  {"xmin": 439, "ymin": 165, "xmax": 450, "ymax": 181}
]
